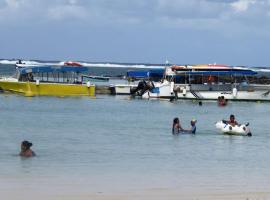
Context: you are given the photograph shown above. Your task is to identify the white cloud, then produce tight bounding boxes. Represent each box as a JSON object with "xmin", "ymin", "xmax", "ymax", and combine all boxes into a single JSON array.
[
  {"xmin": 48, "ymin": 4, "xmax": 88, "ymax": 20},
  {"xmin": 0, "ymin": 0, "xmax": 270, "ymax": 32},
  {"xmin": 231, "ymin": 0, "xmax": 256, "ymax": 12}
]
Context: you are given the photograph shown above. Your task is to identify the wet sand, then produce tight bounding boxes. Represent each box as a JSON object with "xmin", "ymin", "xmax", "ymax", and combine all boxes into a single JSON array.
[{"xmin": 2, "ymin": 188, "xmax": 270, "ymax": 200}]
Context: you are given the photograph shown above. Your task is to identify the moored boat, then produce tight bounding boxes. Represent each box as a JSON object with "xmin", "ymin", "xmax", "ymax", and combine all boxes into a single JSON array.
[
  {"xmin": 139, "ymin": 64, "xmax": 270, "ymax": 101},
  {"xmin": 0, "ymin": 66, "xmax": 95, "ymax": 97},
  {"xmin": 114, "ymin": 69, "xmax": 164, "ymax": 95}
]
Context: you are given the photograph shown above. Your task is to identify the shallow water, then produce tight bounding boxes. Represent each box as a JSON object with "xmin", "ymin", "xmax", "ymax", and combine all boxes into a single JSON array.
[{"xmin": 0, "ymin": 94, "xmax": 270, "ymax": 199}]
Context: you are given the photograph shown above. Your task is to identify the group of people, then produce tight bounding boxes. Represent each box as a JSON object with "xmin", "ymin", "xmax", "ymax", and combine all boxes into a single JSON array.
[
  {"xmin": 19, "ymin": 115, "xmax": 241, "ymax": 157},
  {"xmin": 172, "ymin": 114, "xmax": 239, "ymax": 135},
  {"xmin": 172, "ymin": 118, "xmax": 197, "ymax": 135}
]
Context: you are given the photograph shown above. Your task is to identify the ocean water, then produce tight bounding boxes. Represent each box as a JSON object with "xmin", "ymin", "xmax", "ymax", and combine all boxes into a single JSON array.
[{"xmin": 0, "ymin": 93, "xmax": 270, "ymax": 199}]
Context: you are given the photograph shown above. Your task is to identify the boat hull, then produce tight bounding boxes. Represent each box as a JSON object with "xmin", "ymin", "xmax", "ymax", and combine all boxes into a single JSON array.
[
  {"xmin": 0, "ymin": 81, "xmax": 95, "ymax": 97},
  {"xmin": 114, "ymin": 84, "xmax": 137, "ymax": 95},
  {"xmin": 142, "ymin": 83, "xmax": 270, "ymax": 101}
]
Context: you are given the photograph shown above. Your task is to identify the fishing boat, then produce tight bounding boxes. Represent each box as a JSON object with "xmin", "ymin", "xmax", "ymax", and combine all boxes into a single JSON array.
[
  {"xmin": 0, "ymin": 66, "xmax": 95, "ymax": 97},
  {"xmin": 137, "ymin": 64, "xmax": 270, "ymax": 101}
]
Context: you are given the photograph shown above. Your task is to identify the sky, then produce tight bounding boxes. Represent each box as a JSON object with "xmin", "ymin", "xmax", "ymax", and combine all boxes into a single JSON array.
[{"xmin": 0, "ymin": 0, "xmax": 270, "ymax": 66}]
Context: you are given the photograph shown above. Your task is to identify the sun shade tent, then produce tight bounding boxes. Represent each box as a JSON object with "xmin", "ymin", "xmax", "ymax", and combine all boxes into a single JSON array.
[{"xmin": 174, "ymin": 70, "xmax": 257, "ymax": 76}]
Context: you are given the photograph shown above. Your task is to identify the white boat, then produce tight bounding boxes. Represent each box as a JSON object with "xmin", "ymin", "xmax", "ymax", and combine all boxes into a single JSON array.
[
  {"xmin": 114, "ymin": 83, "xmax": 138, "ymax": 95},
  {"xmin": 140, "ymin": 64, "xmax": 270, "ymax": 101},
  {"xmin": 114, "ymin": 69, "xmax": 164, "ymax": 95},
  {"xmin": 215, "ymin": 121, "xmax": 252, "ymax": 136}
]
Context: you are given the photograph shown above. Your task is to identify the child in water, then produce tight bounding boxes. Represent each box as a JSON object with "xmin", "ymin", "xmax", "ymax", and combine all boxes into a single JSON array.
[
  {"xmin": 188, "ymin": 119, "xmax": 197, "ymax": 134},
  {"xmin": 19, "ymin": 140, "xmax": 36, "ymax": 157}
]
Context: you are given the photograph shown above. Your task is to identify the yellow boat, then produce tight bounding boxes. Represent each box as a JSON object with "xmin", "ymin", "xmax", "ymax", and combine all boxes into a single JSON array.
[{"xmin": 0, "ymin": 66, "xmax": 95, "ymax": 97}]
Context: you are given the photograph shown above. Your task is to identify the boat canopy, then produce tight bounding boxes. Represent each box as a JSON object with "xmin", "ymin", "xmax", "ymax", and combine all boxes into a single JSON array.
[
  {"xmin": 127, "ymin": 69, "xmax": 164, "ymax": 79},
  {"xmin": 174, "ymin": 70, "xmax": 257, "ymax": 76},
  {"xmin": 19, "ymin": 66, "xmax": 89, "ymax": 75}
]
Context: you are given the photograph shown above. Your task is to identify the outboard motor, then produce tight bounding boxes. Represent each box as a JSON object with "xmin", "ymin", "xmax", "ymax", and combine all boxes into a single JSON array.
[
  {"xmin": 130, "ymin": 80, "xmax": 147, "ymax": 95},
  {"xmin": 130, "ymin": 80, "xmax": 155, "ymax": 96}
]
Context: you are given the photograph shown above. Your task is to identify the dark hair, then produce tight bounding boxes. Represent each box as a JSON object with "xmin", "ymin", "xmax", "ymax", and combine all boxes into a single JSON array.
[
  {"xmin": 173, "ymin": 117, "xmax": 179, "ymax": 125},
  {"xmin": 22, "ymin": 141, "xmax": 33, "ymax": 149},
  {"xmin": 230, "ymin": 114, "xmax": 235, "ymax": 118}
]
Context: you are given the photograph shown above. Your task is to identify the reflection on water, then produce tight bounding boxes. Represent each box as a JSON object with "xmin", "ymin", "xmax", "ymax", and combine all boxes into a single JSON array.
[{"xmin": 0, "ymin": 94, "xmax": 270, "ymax": 198}]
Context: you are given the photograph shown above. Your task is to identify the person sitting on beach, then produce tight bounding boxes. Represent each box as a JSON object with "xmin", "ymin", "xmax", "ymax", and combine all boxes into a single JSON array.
[
  {"xmin": 223, "ymin": 114, "xmax": 238, "ymax": 127},
  {"xmin": 172, "ymin": 117, "xmax": 184, "ymax": 135},
  {"xmin": 19, "ymin": 140, "xmax": 36, "ymax": 157}
]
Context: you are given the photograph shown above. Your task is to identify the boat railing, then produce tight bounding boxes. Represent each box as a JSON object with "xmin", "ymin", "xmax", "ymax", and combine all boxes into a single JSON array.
[{"xmin": 190, "ymin": 83, "xmax": 256, "ymax": 92}]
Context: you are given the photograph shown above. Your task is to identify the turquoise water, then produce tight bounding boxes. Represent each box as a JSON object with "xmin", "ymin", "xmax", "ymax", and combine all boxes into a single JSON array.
[{"xmin": 1, "ymin": 94, "xmax": 270, "ymax": 198}]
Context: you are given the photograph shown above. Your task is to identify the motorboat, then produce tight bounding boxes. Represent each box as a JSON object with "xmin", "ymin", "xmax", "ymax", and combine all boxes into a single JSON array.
[
  {"xmin": 0, "ymin": 65, "xmax": 95, "ymax": 97},
  {"xmin": 139, "ymin": 64, "xmax": 270, "ymax": 101},
  {"xmin": 114, "ymin": 69, "xmax": 164, "ymax": 95}
]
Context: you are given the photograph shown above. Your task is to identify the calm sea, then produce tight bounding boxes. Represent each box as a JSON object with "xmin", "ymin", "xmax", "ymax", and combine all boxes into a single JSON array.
[{"xmin": 1, "ymin": 64, "xmax": 270, "ymax": 199}]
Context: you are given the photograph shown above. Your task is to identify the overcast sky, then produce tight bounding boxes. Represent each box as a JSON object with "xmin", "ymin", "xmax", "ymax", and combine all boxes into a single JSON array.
[{"xmin": 0, "ymin": 0, "xmax": 270, "ymax": 66}]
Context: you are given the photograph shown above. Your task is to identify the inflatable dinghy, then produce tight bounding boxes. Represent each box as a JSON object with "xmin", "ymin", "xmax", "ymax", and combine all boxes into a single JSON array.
[{"xmin": 215, "ymin": 121, "xmax": 252, "ymax": 136}]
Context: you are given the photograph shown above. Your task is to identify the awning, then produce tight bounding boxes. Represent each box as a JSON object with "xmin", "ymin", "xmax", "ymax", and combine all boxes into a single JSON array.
[
  {"xmin": 127, "ymin": 69, "xmax": 164, "ymax": 78},
  {"xmin": 19, "ymin": 66, "xmax": 89, "ymax": 75},
  {"xmin": 174, "ymin": 70, "xmax": 257, "ymax": 76}
]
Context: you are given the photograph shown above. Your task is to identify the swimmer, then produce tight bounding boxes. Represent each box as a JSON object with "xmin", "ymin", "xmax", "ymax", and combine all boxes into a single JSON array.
[
  {"xmin": 186, "ymin": 119, "xmax": 197, "ymax": 134},
  {"xmin": 19, "ymin": 140, "xmax": 36, "ymax": 157},
  {"xmin": 172, "ymin": 117, "xmax": 184, "ymax": 135}
]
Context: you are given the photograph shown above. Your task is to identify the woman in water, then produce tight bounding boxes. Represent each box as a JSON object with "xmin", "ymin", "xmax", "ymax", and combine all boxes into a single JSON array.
[{"xmin": 19, "ymin": 140, "xmax": 36, "ymax": 157}]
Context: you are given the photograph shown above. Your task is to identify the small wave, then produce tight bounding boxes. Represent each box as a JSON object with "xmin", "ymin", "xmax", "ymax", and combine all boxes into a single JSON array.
[
  {"xmin": 81, "ymin": 62, "xmax": 164, "ymax": 69},
  {"xmin": 0, "ymin": 59, "xmax": 165, "ymax": 69}
]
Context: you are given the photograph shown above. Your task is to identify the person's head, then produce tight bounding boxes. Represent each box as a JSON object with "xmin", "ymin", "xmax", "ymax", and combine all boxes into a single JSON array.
[
  {"xmin": 21, "ymin": 141, "xmax": 33, "ymax": 151},
  {"xmin": 230, "ymin": 114, "xmax": 235, "ymax": 121},
  {"xmin": 191, "ymin": 119, "xmax": 197, "ymax": 126},
  {"xmin": 173, "ymin": 117, "xmax": 179, "ymax": 125}
]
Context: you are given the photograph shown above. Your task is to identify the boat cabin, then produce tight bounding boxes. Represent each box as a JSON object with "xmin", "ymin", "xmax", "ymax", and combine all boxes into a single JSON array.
[
  {"xmin": 165, "ymin": 65, "xmax": 257, "ymax": 85},
  {"xmin": 16, "ymin": 66, "xmax": 90, "ymax": 84}
]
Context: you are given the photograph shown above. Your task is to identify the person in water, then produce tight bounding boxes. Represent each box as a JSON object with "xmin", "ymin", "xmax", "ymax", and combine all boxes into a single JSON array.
[
  {"xmin": 172, "ymin": 118, "xmax": 197, "ymax": 134},
  {"xmin": 223, "ymin": 114, "xmax": 238, "ymax": 126},
  {"xmin": 19, "ymin": 140, "xmax": 36, "ymax": 157},
  {"xmin": 218, "ymin": 96, "xmax": 227, "ymax": 106},
  {"xmin": 187, "ymin": 119, "xmax": 197, "ymax": 134},
  {"xmin": 172, "ymin": 117, "xmax": 184, "ymax": 134}
]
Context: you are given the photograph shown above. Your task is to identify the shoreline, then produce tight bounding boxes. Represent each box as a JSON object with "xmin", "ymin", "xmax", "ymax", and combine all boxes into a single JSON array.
[{"xmin": 3, "ymin": 189, "xmax": 270, "ymax": 200}]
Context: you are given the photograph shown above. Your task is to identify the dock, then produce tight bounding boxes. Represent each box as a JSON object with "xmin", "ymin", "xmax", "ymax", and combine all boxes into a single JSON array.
[{"xmin": 95, "ymin": 85, "xmax": 115, "ymax": 95}]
